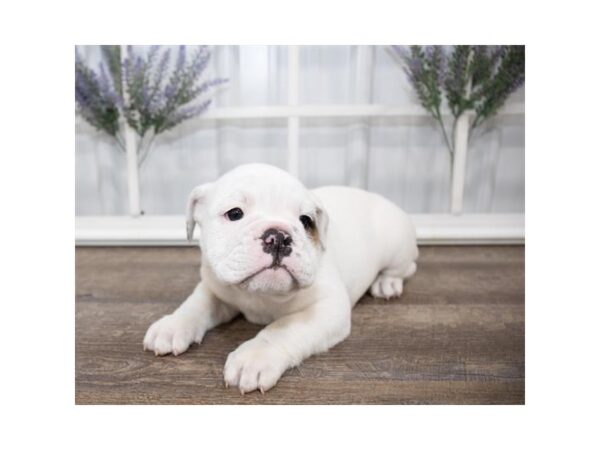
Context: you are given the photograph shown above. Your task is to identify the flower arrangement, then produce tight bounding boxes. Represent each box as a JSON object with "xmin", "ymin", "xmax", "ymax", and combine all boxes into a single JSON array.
[
  {"xmin": 75, "ymin": 45, "xmax": 227, "ymax": 166},
  {"xmin": 392, "ymin": 45, "xmax": 525, "ymax": 155}
]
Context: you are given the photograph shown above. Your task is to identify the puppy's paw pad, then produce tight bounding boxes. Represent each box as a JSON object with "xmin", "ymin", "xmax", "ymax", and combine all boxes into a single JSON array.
[
  {"xmin": 143, "ymin": 314, "xmax": 199, "ymax": 356},
  {"xmin": 369, "ymin": 275, "xmax": 403, "ymax": 300}
]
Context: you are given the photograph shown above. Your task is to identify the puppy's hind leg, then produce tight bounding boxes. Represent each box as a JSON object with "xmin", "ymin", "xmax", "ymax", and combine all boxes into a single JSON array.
[{"xmin": 369, "ymin": 255, "xmax": 417, "ymax": 300}]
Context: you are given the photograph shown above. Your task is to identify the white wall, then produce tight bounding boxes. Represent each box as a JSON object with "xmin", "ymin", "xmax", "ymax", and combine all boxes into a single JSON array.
[{"xmin": 75, "ymin": 45, "xmax": 525, "ymax": 216}]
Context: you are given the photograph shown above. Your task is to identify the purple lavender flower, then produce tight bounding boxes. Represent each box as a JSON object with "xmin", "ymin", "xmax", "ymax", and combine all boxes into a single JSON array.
[
  {"xmin": 425, "ymin": 46, "xmax": 445, "ymax": 86},
  {"xmin": 76, "ymin": 45, "xmax": 228, "ymax": 161},
  {"xmin": 189, "ymin": 77, "xmax": 228, "ymax": 100},
  {"xmin": 170, "ymin": 99, "xmax": 212, "ymax": 124},
  {"xmin": 160, "ymin": 46, "xmax": 187, "ymax": 109},
  {"xmin": 98, "ymin": 63, "xmax": 122, "ymax": 107},
  {"xmin": 390, "ymin": 44, "xmax": 525, "ymax": 148},
  {"xmin": 175, "ymin": 46, "xmax": 186, "ymax": 74},
  {"xmin": 164, "ymin": 82, "xmax": 177, "ymax": 103},
  {"xmin": 154, "ymin": 49, "xmax": 171, "ymax": 89},
  {"xmin": 147, "ymin": 45, "xmax": 160, "ymax": 64},
  {"xmin": 394, "ymin": 45, "xmax": 446, "ymax": 122},
  {"xmin": 190, "ymin": 46, "xmax": 210, "ymax": 75},
  {"xmin": 392, "ymin": 45, "xmax": 429, "ymax": 116},
  {"xmin": 444, "ymin": 45, "xmax": 472, "ymax": 116},
  {"xmin": 75, "ymin": 48, "xmax": 121, "ymax": 136}
]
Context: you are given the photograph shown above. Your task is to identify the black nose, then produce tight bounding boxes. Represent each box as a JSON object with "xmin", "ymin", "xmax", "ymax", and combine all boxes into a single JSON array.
[{"xmin": 261, "ymin": 228, "xmax": 293, "ymax": 265}]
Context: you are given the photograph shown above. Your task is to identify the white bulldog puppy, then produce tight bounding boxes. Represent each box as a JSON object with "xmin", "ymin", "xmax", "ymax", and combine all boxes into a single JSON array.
[{"xmin": 143, "ymin": 163, "xmax": 418, "ymax": 393}]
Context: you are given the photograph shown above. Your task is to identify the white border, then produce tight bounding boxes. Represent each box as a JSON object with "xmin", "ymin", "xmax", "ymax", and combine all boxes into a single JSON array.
[{"xmin": 7, "ymin": 0, "xmax": 600, "ymax": 447}]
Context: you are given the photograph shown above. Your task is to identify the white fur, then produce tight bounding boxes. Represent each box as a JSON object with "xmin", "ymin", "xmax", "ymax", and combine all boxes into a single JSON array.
[{"xmin": 144, "ymin": 163, "xmax": 418, "ymax": 393}]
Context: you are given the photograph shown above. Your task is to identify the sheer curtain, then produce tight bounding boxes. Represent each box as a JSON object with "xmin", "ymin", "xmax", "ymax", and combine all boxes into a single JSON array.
[{"xmin": 75, "ymin": 45, "xmax": 525, "ymax": 215}]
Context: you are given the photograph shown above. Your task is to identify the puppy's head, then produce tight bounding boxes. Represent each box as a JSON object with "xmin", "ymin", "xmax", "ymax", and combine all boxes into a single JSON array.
[{"xmin": 187, "ymin": 164, "xmax": 328, "ymax": 296}]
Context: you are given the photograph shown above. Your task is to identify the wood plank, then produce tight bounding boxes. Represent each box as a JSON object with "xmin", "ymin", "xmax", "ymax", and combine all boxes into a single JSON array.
[
  {"xmin": 75, "ymin": 246, "xmax": 525, "ymax": 404},
  {"xmin": 76, "ymin": 380, "xmax": 524, "ymax": 405}
]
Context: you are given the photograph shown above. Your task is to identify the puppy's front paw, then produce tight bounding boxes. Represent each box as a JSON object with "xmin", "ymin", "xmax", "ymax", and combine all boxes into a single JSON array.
[
  {"xmin": 143, "ymin": 314, "xmax": 203, "ymax": 356},
  {"xmin": 224, "ymin": 337, "xmax": 289, "ymax": 394}
]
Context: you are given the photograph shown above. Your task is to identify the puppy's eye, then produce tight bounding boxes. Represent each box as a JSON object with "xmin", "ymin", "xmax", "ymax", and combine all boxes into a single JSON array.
[
  {"xmin": 299, "ymin": 215, "xmax": 314, "ymax": 230},
  {"xmin": 225, "ymin": 207, "xmax": 244, "ymax": 221}
]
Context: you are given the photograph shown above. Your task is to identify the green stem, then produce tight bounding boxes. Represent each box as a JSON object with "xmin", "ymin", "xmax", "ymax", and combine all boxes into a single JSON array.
[
  {"xmin": 470, "ymin": 113, "xmax": 482, "ymax": 132},
  {"xmin": 451, "ymin": 116, "xmax": 457, "ymax": 150},
  {"xmin": 113, "ymin": 133, "xmax": 127, "ymax": 154},
  {"xmin": 433, "ymin": 107, "xmax": 454, "ymax": 155},
  {"xmin": 137, "ymin": 131, "xmax": 157, "ymax": 167}
]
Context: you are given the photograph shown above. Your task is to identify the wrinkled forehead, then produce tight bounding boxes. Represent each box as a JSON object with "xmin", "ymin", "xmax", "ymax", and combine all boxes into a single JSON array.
[{"xmin": 210, "ymin": 173, "xmax": 311, "ymax": 214}]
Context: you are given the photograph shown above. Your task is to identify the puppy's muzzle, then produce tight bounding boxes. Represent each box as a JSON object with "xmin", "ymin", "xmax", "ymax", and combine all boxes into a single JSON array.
[{"xmin": 261, "ymin": 228, "xmax": 293, "ymax": 266}]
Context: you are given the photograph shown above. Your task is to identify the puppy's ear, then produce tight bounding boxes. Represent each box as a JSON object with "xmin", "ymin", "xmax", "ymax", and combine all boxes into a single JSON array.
[
  {"xmin": 311, "ymin": 195, "xmax": 329, "ymax": 251},
  {"xmin": 186, "ymin": 183, "xmax": 213, "ymax": 241}
]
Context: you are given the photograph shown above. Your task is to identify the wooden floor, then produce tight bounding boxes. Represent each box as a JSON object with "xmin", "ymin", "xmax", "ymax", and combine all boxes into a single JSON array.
[{"xmin": 76, "ymin": 246, "xmax": 524, "ymax": 404}]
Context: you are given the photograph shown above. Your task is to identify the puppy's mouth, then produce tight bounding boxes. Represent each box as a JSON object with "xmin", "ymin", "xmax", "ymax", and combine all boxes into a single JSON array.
[{"xmin": 237, "ymin": 262, "xmax": 298, "ymax": 287}]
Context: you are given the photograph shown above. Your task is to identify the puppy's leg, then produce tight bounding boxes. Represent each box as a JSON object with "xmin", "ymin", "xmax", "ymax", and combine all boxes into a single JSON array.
[
  {"xmin": 224, "ymin": 292, "xmax": 351, "ymax": 394},
  {"xmin": 143, "ymin": 282, "xmax": 238, "ymax": 356}
]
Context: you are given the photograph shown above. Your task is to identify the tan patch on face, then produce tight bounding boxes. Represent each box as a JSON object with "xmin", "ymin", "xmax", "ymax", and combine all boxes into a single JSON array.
[
  {"xmin": 301, "ymin": 211, "xmax": 325, "ymax": 250},
  {"xmin": 307, "ymin": 223, "xmax": 324, "ymax": 250},
  {"xmin": 307, "ymin": 224, "xmax": 318, "ymax": 243}
]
